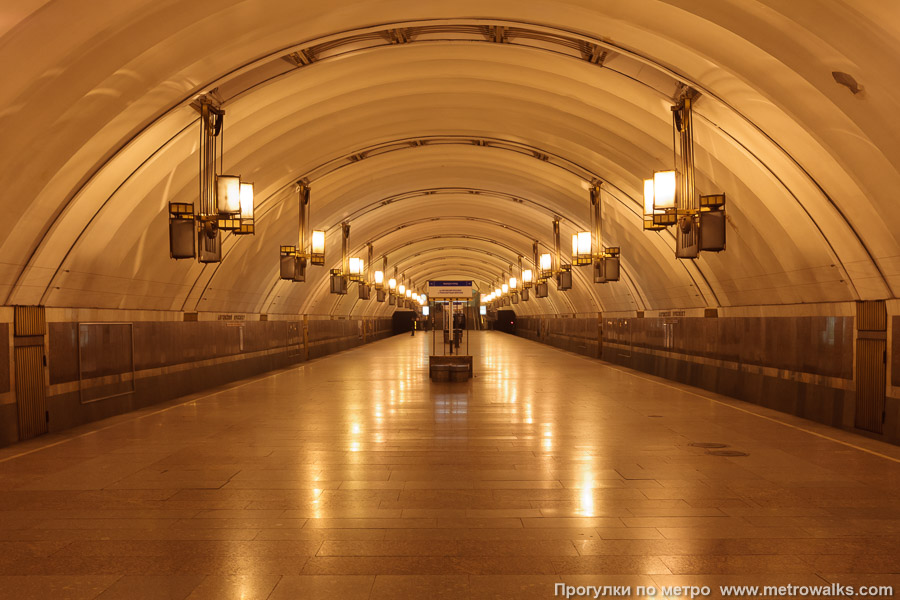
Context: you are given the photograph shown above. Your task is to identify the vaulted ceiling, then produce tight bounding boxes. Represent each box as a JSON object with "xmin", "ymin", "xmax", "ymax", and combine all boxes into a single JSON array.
[{"xmin": 1, "ymin": 1, "xmax": 898, "ymax": 316}]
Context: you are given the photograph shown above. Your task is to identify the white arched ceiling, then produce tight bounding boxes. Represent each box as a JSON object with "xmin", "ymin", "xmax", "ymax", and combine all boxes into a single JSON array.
[{"xmin": 1, "ymin": 1, "xmax": 899, "ymax": 316}]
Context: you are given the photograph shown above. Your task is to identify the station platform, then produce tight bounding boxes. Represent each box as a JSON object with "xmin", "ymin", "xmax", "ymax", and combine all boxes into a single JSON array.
[{"xmin": 0, "ymin": 331, "xmax": 897, "ymax": 599}]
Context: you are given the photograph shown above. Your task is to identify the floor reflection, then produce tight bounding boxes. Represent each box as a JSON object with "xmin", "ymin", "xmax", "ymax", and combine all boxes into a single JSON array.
[{"xmin": 0, "ymin": 331, "xmax": 897, "ymax": 599}]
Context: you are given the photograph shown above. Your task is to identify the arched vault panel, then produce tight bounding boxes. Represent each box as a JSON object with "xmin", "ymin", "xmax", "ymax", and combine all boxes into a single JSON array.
[{"xmin": 3, "ymin": 5, "xmax": 899, "ymax": 313}]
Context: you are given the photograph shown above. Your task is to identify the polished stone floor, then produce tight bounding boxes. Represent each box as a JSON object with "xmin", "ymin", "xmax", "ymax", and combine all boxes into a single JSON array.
[{"xmin": 0, "ymin": 331, "xmax": 898, "ymax": 599}]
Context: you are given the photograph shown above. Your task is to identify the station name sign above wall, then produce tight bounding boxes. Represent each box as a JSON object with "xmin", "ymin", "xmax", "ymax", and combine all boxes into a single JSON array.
[{"xmin": 427, "ymin": 280, "xmax": 473, "ymax": 299}]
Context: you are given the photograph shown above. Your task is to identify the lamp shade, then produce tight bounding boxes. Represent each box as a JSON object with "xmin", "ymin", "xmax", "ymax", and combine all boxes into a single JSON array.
[
  {"xmin": 643, "ymin": 179, "xmax": 655, "ymax": 215},
  {"xmin": 577, "ymin": 231, "xmax": 591, "ymax": 255},
  {"xmin": 509, "ymin": 277, "xmax": 517, "ymax": 289},
  {"xmin": 388, "ymin": 278, "xmax": 397, "ymax": 290},
  {"xmin": 311, "ymin": 230, "xmax": 325, "ymax": 254},
  {"xmin": 374, "ymin": 270, "xmax": 384, "ymax": 288},
  {"xmin": 349, "ymin": 257, "xmax": 363, "ymax": 276},
  {"xmin": 540, "ymin": 254, "xmax": 551, "ymax": 270},
  {"xmin": 573, "ymin": 231, "xmax": 591, "ymax": 265},
  {"xmin": 502, "ymin": 283, "xmax": 509, "ymax": 295},
  {"xmin": 654, "ymin": 170, "xmax": 677, "ymax": 209},
  {"xmin": 522, "ymin": 269, "xmax": 533, "ymax": 284},
  {"xmin": 405, "ymin": 289, "xmax": 411, "ymax": 298},
  {"xmin": 398, "ymin": 284, "xmax": 405, "ymax": 295},
  {"xmin": 239, "ymin": 182, "xmax": 254, "ymax": 219},
  {"xmin": 216, "ymin": 175, "xmax": 241, "ymax": 214}
]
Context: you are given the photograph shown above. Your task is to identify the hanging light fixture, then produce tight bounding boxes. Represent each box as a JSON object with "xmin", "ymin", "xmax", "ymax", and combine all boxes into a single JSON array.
[
  {"xmin": 357, "ymin": 243, "xmax": 373, "ymax": 300},
  {"xmin": 583, "ymin": 183, "xmax": 621, "ymax": 284},
  {"xmin": 516, "ymin": 256, "xmax": 529, "ymax": 302},
  {"xmin": 539, "ymin": 253, "xmax": 552, "ymax": 279},
  {"xmin": 216, "ymin": 175, "xmax": 241, "ymax": 215},
  {"xmin": 310, "ymin": 229, "xmax": 326, "ymax": 265},
  {"xmin": 699, "ymin": 194, "xmax": 726, "ymax": 252},
  {"xmin": 572, "ymin": 231, "xmax": 592, "ymax": 266},
  {"xmin": 653, "ymin": 170, "xmax": 677, "ymax": 210},
  {"xmin": 168, "ymin": 203, "xmax": 196, "ymax": 259},
  {"xmin": 330, "ymin": 223, "xmax": 349, "ymax": 294},
  {"xmin": 280, "ymin": 245, "xmax": 298, "ymax": 280},
  {"xmin": 177, "ymin": 98, "xmax": 226, "ymax": 262},
  {"xmin": 275, "ymin": 182, "xmax": 326, "ymax": 282},
  {"xmin": 552, "ymin": 218, "xmax": 572, "ymax": 291},
  {"xmin": 348, "ymin": 257, "xmax": 364, "ymax": 282},
  {"xmin": 234, "ymin": 182, "xmax": 255, "ymax": 234},
  {"xmin": 642, "ymin": 178, "xmax": 667, "ymax": 230},
  {"xmin": 643, "ymin": 91, "xmax": 726, "ymax": 256},
  {"xmin": 509, "ymin": 274, "xmax": 519, "ymax": 304},
  {"xmin": 375, "ymin": 256, "xmax": 388, "ymax": 302},
  {"xmin": 531, "ymin": 241, "xmax": 549, "ymax": 298},
  {"xmin": 239, "ymin": 183, "xmax": 254, "ymax": 219}
]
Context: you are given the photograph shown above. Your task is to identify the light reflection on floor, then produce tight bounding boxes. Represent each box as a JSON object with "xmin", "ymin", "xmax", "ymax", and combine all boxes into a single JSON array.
[{"xmin": 0, "ymin": 331, "xmax": 896, "ymax": 599}]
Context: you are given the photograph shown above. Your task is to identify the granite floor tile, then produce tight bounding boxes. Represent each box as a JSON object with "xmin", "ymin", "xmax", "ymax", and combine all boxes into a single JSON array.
[
  {"xmin": 370, "ymin": 575, "xmax": 468, "ymax": 600},
  {"xmin": 0, "ymin": 575, "xmax": 119, "ymax": 600},
  {"xmin": 267, "ymin": 575, "xmax": 374, "ymax": 600},
  {"xmin": 184, "ymin": 574, "xmax": 281, "ymax": 600},
  {"xmin": 93, "ymin": 575, "xmax": 206, "ymax": 599}
]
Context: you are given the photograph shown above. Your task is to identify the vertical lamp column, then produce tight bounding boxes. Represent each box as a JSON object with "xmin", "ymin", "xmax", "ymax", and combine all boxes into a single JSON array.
[
  {"xmin": 294, "ymin": 182, "xmax": 310, "ymax": 282},
  {"xmin": 375, "ymin": 256, "xmax": 387, "ymax": 302},
  {"xmin": 591, "ymin": 183, "xmax": 620, "ymax": 283},
  {"xmin": 388, "ymin": 268, "xmax": 397, "ymax": 306},
  {"xmin": 358, "ymin": 243, "xmax": 373, "ymax": 300},
  {"xmin": 519, "ymin": 256, "xmax": 531, "ymax": 302},
  {"xmin": 554, "ymin": 218, "xmax": 572, "ymax": 291},
  {"xmin": 592, "ymin": 183, "xmax": 606, "ymax": 284},
  {"xmin": 675, "ymin": 96, "xmax": 700, "ymax": 259},
  {"xmin": 535, "ymin": 240, "xmax": 549, "ymax": 298},
  {"xmin": 330, "ymin": 223, "xmax": 349, "ymax": 295},
  {"xmin": 197, "ymin": 101, "xmax": 224, "ymax": 263}
]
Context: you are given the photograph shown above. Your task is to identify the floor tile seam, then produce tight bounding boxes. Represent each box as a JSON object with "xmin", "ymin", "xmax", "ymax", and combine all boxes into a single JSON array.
[
  {"xmin": 260, "ymin": 573, "xmax": 284, "ymax": 600},
  {"xmin": 90, "ymin": 574, "xmax": 125, "ymax": 600}
]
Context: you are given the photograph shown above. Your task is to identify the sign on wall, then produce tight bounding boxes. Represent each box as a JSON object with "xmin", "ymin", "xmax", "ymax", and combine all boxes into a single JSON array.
[{"xmin": 427, "ymin": 280, "xmax": 473, "ymax": 299}]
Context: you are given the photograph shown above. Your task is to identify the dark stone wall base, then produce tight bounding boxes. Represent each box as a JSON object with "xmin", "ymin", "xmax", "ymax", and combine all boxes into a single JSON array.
[
  {"xmin": 0, "ymin": 404, "xmax": 18, "ymax": 448},
  {"xmin": 516, "ymin": 330, "xmax": 601, "ymax": 359},
  {"xmin": 23, "ymin": 330, "xmax": 393, "ymax": 446}
]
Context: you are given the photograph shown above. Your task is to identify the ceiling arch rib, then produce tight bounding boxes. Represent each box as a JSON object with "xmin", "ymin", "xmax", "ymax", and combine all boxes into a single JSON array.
[
  {"xmin": 38, "ymin": 74, "xmax": 856, "ymax": 314},
  {"xmin": 293, "ymin": 225, "xmax": 597, "ymax": 317},
  {"xmin": 253, "ymin": 202, "xmax": 641, "ymax": 317},
  {"xmin": 318, "ymin": 218, "xmax": 633, "ymax": 314},
  {"xmin": 343, "ymin": 256, "xmax": 570, "ymax": 319},
  {"xmin": 352, "ymin": 260, "xmax": 565, "ymax": 319},
  {"xmin": 199, "ymin": 137, "xmax": 662, "ymax": 315},
  {"xmin": 213, "ymin": 17, "xmax": 889, "ymax": 297}
]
